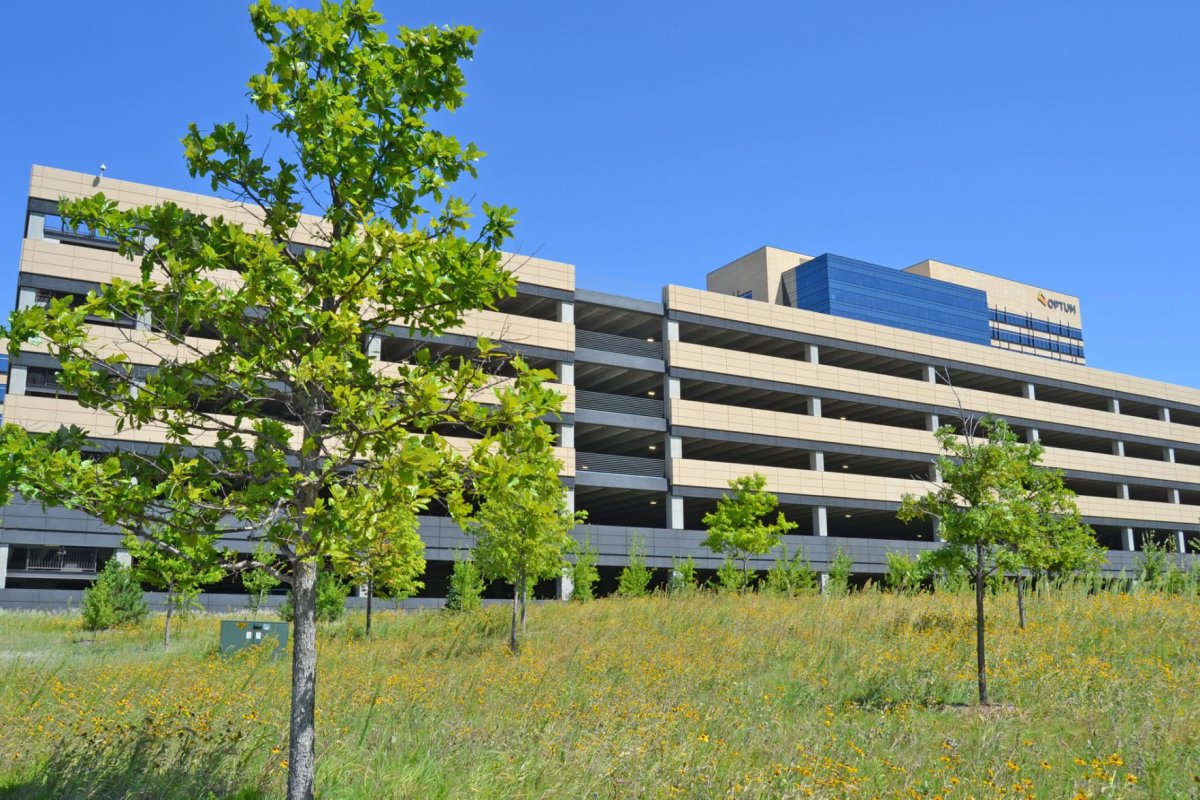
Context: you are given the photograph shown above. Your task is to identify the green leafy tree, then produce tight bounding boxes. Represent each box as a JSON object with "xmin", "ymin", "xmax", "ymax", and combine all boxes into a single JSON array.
[
  {"xmin": 762, "ymin": 545, "xmax": 818, "ymax": 597},
  {"xmin": 616, "ymin": 537, "xmax": 653, "ymax": 598},
  {"xmin": 459, "ymin": 419, "xmax": 582, "ymax": 654},
  {"xmin": 331, "ymin": 504, "xmax": 423, "ymax": 637},
  {"xmin": 1, "ymin": 4, "xmax": 560, "ymax": 797},
  {"xmin": 826, "ymin": 548, "xmax": 854, "ymax": 596},
  {"xmin": 568, "ymin": 536, "xmax": 600, "ymax": 602},
  {"xmin": 81, "ymin": 558, "xmax": 149, "ymax": 632},
  {"xmin": 899, "ymin": 415, "xmax": 1089, "ymax": 705},
  {"xmin": 125, "ymin": 532, "xmax": 225, "ymax": 649},
  {"xmin": 445, "ymin": 553, "xmax": 485, "ymax": 613},
  {"xmin": 243, "ymin": 549, "xmax": 282, "ymax": 618},
  {"xmin": 702, "ymin": 472, "xmax": 797, "ymax": 587}
]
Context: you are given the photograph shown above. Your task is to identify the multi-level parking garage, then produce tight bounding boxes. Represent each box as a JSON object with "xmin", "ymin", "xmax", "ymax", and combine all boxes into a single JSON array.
[{"xmin": 1, "ymin": 167, "xmax": 1197, "ymax": 608}]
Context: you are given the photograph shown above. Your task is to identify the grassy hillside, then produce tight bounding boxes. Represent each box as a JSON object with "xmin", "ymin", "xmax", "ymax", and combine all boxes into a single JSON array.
[{"xmin": 1, "ymin": 589, "xmax": 1198, "ymax": 798}]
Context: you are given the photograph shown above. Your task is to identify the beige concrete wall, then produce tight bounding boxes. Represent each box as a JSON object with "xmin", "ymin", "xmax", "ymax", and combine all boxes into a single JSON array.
[
  {"xmin": 672, "ymin": 457, "xmax": 1200, "ymax": 526},
  {"xmin": 670, "ymin": 340, "xmax": 1200, "ymax": 448},
  {"xmin": 670, "ymin": 398, "xmax": 1200, "ymax": 487},
  {"xmin": 666, "ymin": 286, "xmax": 1200, "ymax": 408},
  {"xmin": 29, "ymin": 166, "xmax": 575, "ymax": 293},
  {"xmin": 705, "ymin": 246, "xmax": 812, "ymax": 305},
  {"xmin": 906, "ymin": 259, "xmax": 1082, "ymax": 332},
  {"xmin": 448, "ymin": 310, "xmax": 574, "ymax": 353}
]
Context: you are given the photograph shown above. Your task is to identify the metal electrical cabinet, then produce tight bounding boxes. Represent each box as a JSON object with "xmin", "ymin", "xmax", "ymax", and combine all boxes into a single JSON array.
[{"xmin": 219, "ymin": 620, "xmax": 289, "ymax": 658}]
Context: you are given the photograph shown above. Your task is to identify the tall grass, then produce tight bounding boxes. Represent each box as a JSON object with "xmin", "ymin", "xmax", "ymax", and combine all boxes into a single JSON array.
[{"xmin": 1, "ymin": 588, "xmax": 1197, "ymax": 798}]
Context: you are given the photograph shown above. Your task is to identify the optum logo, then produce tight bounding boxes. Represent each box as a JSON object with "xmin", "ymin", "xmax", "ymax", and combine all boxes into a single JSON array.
[{"xmin": 1037, "ymin": 292, "xmax": 1077, "ymax": 315}]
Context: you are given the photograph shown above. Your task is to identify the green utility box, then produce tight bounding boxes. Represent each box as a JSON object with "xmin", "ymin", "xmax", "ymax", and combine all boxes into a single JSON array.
[{"xmin": 219, "ymin": 620, "xmax": 289, "ymax": 658}]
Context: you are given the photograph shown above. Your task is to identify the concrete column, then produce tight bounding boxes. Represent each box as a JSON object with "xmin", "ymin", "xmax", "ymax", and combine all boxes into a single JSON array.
[
  {"xmin": 668, "ymin": 496, "xmax": 684, "ymax": 530},
  {"xmin": 16, "ymin": 288, "xmax": 36, "ymax": 311},
  {"xmin": 932, "ymin": 519, "xmax": 943, "ymax": 543},
  {"xmin": 807, "ymin": 397, "xmax": 822, "ymax": 417},
  {"xmin": 1107, "ymin": 398, "xmax": 1121, "ymax": 414},
  {"xmin": 357, "ymin": 584, "xmax": 369, "ymax": 598},
  {"xmin": 558, "ymin": 300, "xmax": 574, "ymax": 325},
  {"xmin": 557, "ymin": 566, "xmax": 574, "ymax": 601},
  {"xmin": 1158, "ymin": 407, "xmax": 1171, "ymax": 424},
  {"xmin": 26, "ymin": 213, "xmax": 46, "ymax": 240},
  {"xmin": 666, "ymin": 376, "xmax": 681, "ymax": 399},
  {"xmin": 929, "ymin": 463, "xmax": 942, "ymax": 482},
  {"xmin": 1112, "ymin": 440, "xmax": 1125, "ymax": 457},
  {"xmin": 114, "ymin": 549, "xmax": 132, "ymax": 567},
  {"xmin": 812, "ymin": 506, "xmax": 828, "ymax": 537},
  {"xmin": 558, "ymin": 424, "xmax": 575, "ymax": 449},
  {"xmin": 0, "ymin": 544, "xmax": 8, "ymax": 589},
  {"xmin": 923, "ymin": 365, "xmax": 938, "ymax": 384},
  {"xmin": 805, "ymin": 344, "xmax": 819, "ymax": 364},
  {"xmin": 809, "ymin": 451, "xmax": 825, "ymax": 472},
  {"xmin": 565, "ymin": 488, "xmax": 575, "ymax": 515},
  {"xmin": 1168, "ymin": 488, "xmax": 1180, "ymax": 504},
  {"xmin": 557, "ymin": 362, "xmax": 574, "ymax": 386},
  {"xmin": 136, "ymin": 310, "xmax": 152, "ymax": 331},
  {"xmin": 1177, "ymin": 531, "xmax": 1188, "ymax": 555},
  {"xmin": 664, "ymin": 319, "xmax": 680, "ymax": 342},
  {"xmin": 925, "ymin": 413, "xmax": 940, "ymax": 432},
  {"xmin": 1122, "ymin": 528, "xmax": 1136, "ymax": 552},
  {"xmin": 819, "ymin": 572, "xmax": 829, "ymax": 593},
  {"xmin": 666, "ymin": 435, "xmax": 682, "ymax": 460},
  {"xmin": 1025, "ymin": 427, "xmax": 1039, "ymax": 443},
  {"xmin": 8, "ymin": 367, "xmax": 26, "ymax": 396},
  {"xmin": 1116, "ymin": 483, "xmax": 1130, "ymax": 500},
  {"xmin": 1163, "ymin": 447, "xmax": 1175, "ymax": 464},
  {"xmin": 1023, "ymin": 382, "xmax": 1036, "ymax": 401},
  {"xmin": 366, "ymin": 334, "xmax": 382, "ymax": 359}
]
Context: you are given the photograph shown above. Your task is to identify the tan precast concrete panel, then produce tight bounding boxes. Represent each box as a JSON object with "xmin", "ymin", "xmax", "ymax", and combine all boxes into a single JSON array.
[
  {"xmin": 706, "ymin": 246, "xmax": 812, "ymax": 305},
  {"xmin": 30, "ymin": 167, "xmax": 577, "ymax": 293},
  {"xmin": 665, "ymin": 285, "xmax": 1200, "ymax": 408},
  {"xmin": 905, "ymin": 259, "xmax": 1083, "ymax": 334},
  {"xmin": 671, "ymin": 458, "xmax": 1200, "ymax": 526},
  {"xmin": 670, "ymin": 339, "xmax": 1200, "ymax": 448}
]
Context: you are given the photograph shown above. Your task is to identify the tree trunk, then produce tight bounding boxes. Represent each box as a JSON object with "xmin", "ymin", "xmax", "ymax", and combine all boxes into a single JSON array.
[
  {"xmin": 365, "ymin": 576, "xmax": 373, "ymax": 638},
  {"xmin": 287, "ymin": 558, "xmax": 318, "ymax": 800},
  {"xmin": 164, "ymin": 578, "xmax": 174, "ymax": 650},
  {"xmin": 519, "ymin": 573, "xmax": 527, "ymax": 635},
  {"xmin": 742, "ymin": 555, "xmax": 751, "ymax": 593},
  {"xmin": 1016, "ymin": 572, "xmax": 1026, "ymax": 630},
  {"xmin": 509, "ymin": 582, "xmax": 519, "ymax": 655},
  {"xmin": 975, "ymin": 542, "xmax": 989, "ymax": 706}
]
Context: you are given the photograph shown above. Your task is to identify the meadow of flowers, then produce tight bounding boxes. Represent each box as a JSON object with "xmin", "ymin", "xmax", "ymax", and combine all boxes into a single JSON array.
[{"xmin": 0, "ymin": 587, "xmax": 1197, "ymax": 798}]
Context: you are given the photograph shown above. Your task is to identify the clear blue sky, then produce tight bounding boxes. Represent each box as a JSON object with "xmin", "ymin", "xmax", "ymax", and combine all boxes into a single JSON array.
[{"xmin": 2, "ymin": 2, "xmax": 1198, "ymax": 387}]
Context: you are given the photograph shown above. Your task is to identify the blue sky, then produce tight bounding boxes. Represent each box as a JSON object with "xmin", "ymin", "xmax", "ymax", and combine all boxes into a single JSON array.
[{"xmin": 2, "ymin": 1, "xmax": 1197, "ymax": 386}]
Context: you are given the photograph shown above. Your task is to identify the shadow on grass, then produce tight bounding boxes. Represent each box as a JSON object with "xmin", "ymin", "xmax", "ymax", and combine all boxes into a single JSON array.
[{"xmin": 1, "ymin": 727, "xmax": 274, "ymax": 800}]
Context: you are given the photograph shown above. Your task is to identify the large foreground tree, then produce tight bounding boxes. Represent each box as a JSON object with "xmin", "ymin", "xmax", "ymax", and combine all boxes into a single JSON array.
[
  {"xmin": 2, "ymin": 2, "xmax": 560, "ymax": 798},
  {"xmin": 898, "ymin": 415, "xmax": 1092, "ymax": 705}
]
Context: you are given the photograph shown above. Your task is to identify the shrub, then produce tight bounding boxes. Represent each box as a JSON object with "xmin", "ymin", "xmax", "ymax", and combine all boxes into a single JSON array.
[
  {"xmin": 826, "ymin": 548, "xmax": 853, "ymax": 596},
  {"xmin": 569, "ymin": 537, "xmax": 600, "ymax": 602},
  {"xmin": 714, "ymin": 557, "xmax": 747, "ymax": 594},
  {"xmin": 668, "ymin": 556, "xmax": 699, "ymax": 597},
  {"xmin": 445, "ymin": 554, "xmax": 485, "ymax": 613},
  {"xmin": 762, "ymin": 545, "xmax": 817, "ymax": 597},
  {"xmin": 884, "ymin": 552, "xmax": 921, "ymax": 595},
  {"xmin": 616, "ymin": 537, "xmax": 652, "ymax": 598},
  {"xmin": 81, "ymin": 558, "xmax": 148, "ymax": 631},
  {"xmin": 278, "ymin": 571, "xmax": 348, "ymax": 622}
]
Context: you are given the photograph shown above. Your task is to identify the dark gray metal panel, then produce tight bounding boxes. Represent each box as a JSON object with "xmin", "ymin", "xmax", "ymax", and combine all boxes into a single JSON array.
[
  {"xmin": 574, "ymin": 471, "xmax": 669, "ymax": 492},
  {"xmin": 515, "ymin": 282, "xmax": 573, "ymax": 302},
  {"xmin": 574, "ymin": 347, "xmax": 664, "ymax": 374},
  {"xmin": 575, "ymin": 288, "xmax": 664, "ymax": 316},
  {"xmin": 576, "ymin": 408, "xmax": 666, "ymax": 432}
]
